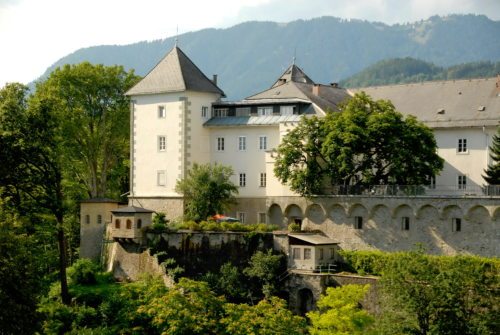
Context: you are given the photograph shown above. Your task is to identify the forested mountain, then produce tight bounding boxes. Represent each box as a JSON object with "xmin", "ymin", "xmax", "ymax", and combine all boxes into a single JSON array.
[
  {"xmin": 340, "ymin": 58, "xmax": 500, "ymax": 87},
  {"xmin": 37, "ymin": 14, "xmax": 500, "ymax": 99}
]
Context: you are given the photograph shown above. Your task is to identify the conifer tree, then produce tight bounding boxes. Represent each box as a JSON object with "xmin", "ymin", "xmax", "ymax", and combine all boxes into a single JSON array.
[{"xmin": 483, "ymin": 127, "xmax": 500, "ymax": 185}]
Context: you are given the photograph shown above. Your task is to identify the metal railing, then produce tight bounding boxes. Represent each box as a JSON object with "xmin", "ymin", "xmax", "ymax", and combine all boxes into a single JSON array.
[
  {"xmin": 315, "ymin": 263, "xmax": 338, "ymax": 274},
  {"xmin": 323, "ymin": 185, "xmax": 500, "ymax": 197}
]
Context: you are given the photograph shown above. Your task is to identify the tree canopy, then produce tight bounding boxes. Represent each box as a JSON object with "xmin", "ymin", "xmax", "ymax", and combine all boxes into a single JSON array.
[
  {"xmin": 175, "ymin": 163, "xmax": 238, "ymax": 221},
  {"xmin": 483, "ymin": 127, "xmax": 500, "ymax": 185},
  {"xmin": 274, "ymin": 92, "xmax": 444, "ymax": 196}
]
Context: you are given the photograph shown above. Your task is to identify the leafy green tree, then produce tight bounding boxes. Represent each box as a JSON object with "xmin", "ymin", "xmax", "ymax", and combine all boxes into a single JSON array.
[
  {"xmin": 244, "ymin": 249, "xmax": 285, "ymax": 298},
  {"xmin": 175, "ymin": 163, "xmax": 238, "ymax": 221},
  {"xmin": 222, "ymin": 297, "xmax": 307, "ymax": 335},
  {"xmin": 33, "ymin": 62, "xmax": 140, "ymax": 199},
  {"xmin": 0, "ymin": 83, "xmax": 71, "ymax": 304},
  {"xmin": 483, "ymin": 127, "xmax": 500, "ymax": 185},
  {"xmin": 274, "ymin": 93, "xmax": 444, "ymax": 196},
  {"xmin": 307, "ymin": 284, "xmax": 374, "ymax": 335}
]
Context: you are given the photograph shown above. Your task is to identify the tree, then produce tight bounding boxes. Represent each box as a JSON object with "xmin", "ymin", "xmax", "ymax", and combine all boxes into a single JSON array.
[
  {"xmin": 34, "ymin": 62, "xmax": 140, "ymax": 199},
  {"xmin": 307, "ymin": 284, "xmax": 374, "ymax": 335},
  {"xmin": 483, "ymin": 127, "xmax": 500, "ymax": 185},
  {"xmin": 222, "ymin": 297, "xmax": 307, "ymax": 335},
  {"xmin": 274, "ymin": 92, "xmax": 444, "ymax": 196},
  {"xmin": 175, "ymin": 163, "xmax": 238, "ymax": 221},
  {"xmin": 0, "ymin": 83, "xmax": 72, "ymax": 304},
  {"xmin": 243, "ymin": 249, "xmax": 285, "ymax": 298}
]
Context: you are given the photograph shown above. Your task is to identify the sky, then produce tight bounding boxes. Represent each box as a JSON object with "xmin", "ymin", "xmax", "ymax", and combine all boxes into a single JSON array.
[{"xmin": 0, "ymin": 0, "xmax": 499, "ymax": 88}]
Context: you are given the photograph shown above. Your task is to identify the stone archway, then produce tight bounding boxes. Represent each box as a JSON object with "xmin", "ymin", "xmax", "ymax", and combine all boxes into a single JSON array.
[
  {"xmin": 285, "ymin": 204, "xmax": 304, "ymax": 228},
  {"xmin": 298, "ymin": 288, "xmax": 314, "ymax": 315},
  {"xmin": 268, "ymin": 204, "xmax": 284, "ymax": 228}
]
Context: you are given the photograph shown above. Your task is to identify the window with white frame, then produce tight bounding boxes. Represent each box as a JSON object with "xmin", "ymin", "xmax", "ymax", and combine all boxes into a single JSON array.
[
  {"xmin": 158, "ymin": 136, "xmax": 166, "ymax": 151},
  {"xmin": 452, "ymin": 218, "xmax": 462, "ymax": 232},
  {"xmin": 258, "ymin": 212, "xmax": 266, "ymax": 224},
  {"xmin": 401, "ymin": 217, "xmax": 410, "ymax": 231},
  {"xmin": 238, "ymin": 136, "xmax": 246, "ymax": 151},
  {"xmin": 158, "ymin": 106, "xmax": 166, "ymax": 118},
  {"xmin": 457, "ymin": 138, "xmax": 467, "ymax": 153},
  {"xmin": 330, "ymin": 248, "xmax": 335, "ymax": 259},
  {"xmin": 280, "ymin": 105, "xmax": 295, "ymax": 115},
  {"xmin": 260, "ymin": 172, "xmax": 266, "ymax": 187},
  {"xmin": 458, "ymin": 175, "xmax": 467, "ymax": 190},
  {"xmin": 237, "ymin": 212, "xmax": 246, "ymax": 223},
  {"xmin": 201, "ymin": 106, "xmax": 209, "ymax": 118},
  {"xmin": 213, "ymin": 108, "xmax": 228, "ymax": 117},
  {"xmin": 354, "ymin": 216, "xmax": 363, "ymax": 229},
  {"xmin": 97, "ymin": 215, "xmax": 102, "ymax": 224},
  {"xmin": 259, "ymin": 136, "xmax": 267, "ymax": 150},
  {"xmin": 236, "ymin": 107, "xmax": 251, "ymax": 116},
  {"xmin": 319, "ymin": 248, "xmax": 324, "ymax": 260},
  {"xmin": 239, "ymin": 173, "xmax": 246, "ymax": 187},
  {"xmin": 257, "ymin": 106, "xmax": 273, "ymax": 116},
  {"xmin": 304, "ymin": 248, "xmax": 312, "ymax": 260},
  {"xmin": 292, "ymin": 248, "xmax": 301, "ymax": 259},
  {"xmin": 217, "ymin": 137, "xmax": 225, "ymax": 151},
  {"xmin": 157, "ymin": 171, "xmax": 166, "ymax": 186}
]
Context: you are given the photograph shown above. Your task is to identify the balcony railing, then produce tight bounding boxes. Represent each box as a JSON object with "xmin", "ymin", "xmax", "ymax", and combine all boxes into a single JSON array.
[{"xmin": 323, "ymin": 185, "xmax": 500, "ymax": 197}]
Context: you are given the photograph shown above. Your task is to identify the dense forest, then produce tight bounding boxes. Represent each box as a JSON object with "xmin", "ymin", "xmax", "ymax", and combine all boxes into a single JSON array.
[
  {"xmin": 340, "ymin": 58, "xmax": 500, "ymax": 87},
  {"xmin": 36, "ymin": 14, "xmax": 500, "ymax": 99}
]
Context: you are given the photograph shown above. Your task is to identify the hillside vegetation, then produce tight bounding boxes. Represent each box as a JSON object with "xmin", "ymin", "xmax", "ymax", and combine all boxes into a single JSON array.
[
  {"xmin": 36, "ymin": 14, "xmax": 500, "ymax": 99},
  {"xmin": 341, "ymin": 58, "xmax": 500, "ymax": 87}
]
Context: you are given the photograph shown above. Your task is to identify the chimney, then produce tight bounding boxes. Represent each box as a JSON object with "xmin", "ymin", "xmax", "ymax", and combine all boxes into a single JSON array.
[
  {"xmin": 330, "ymin": 82, "xmax": 339, "ymax": 88},
  {"xmin": 212, "ymin": 74, "xmax": 218, "ymax": 86},
  {"xmin": 312, "ymin": 84, "xmax": 320, "ymax": 96}
]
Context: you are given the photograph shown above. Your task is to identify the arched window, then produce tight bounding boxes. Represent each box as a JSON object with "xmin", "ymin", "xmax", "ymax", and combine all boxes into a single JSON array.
[
  {"xmin": 137, "ymin": 219, "xmax": 142, "ymax": 229},
  {"xmin": 97, "ymin": 215, "xmax": 102, "ymax": 224},
  {"xmin": 126, "ymin": 219, "xmax": 132, "ymax": 229},
  {"xmin": 115, "ymin": 219, "xmax": 121, "ymax": 229},
  {"xmin": 85, "ymin": 215, "xmax": 90, "ymax": 224}
]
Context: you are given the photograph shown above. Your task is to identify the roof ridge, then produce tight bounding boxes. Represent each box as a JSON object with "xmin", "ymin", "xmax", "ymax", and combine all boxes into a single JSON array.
[{"xmin": 351, "ymin": 76, "xmax": 497, "ymax": 90}]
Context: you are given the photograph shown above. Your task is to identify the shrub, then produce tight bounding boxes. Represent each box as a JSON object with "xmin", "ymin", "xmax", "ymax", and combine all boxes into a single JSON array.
[
  {"xmin": 67, "ymin": 259, "xmax": 100, "ymax": 285},
  {"xmin": 288, "ymin": 223, "xmax": 301, "ymax": 232}
]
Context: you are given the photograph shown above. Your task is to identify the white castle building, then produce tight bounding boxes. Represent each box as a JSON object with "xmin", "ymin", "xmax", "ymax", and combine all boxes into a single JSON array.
[{"xmin": 119, "ymin": 45, "xmax": 499, "ymax": 256}]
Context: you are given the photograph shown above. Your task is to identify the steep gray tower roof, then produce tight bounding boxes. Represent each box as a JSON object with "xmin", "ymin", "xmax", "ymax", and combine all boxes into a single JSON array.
[
  {"xmin": 271, "ymin": 64, "xmax": 315, "ymax": 88},
  {"xmin": 126, "ymin": 46, "xmax": 225, "ymax": 96}
]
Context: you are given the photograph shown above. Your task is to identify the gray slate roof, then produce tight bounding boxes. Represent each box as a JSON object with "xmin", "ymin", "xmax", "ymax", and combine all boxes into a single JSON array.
[
  {"xmin": 288, "ymin": 233, "xmax": 339, "ymax": 245},
  {"xmin": 204, "ymin": 115, "xmax": 303, "ymax": 127},
  {"xmin": 111, "ymin": 206, "xmax": 154, "ymax": 214},
  {"xmin": 126, "ymin": 47, "xmax": 225, "ymax": 96},
  {"xmin": 271, "ymin": 64, "xmax": 314, "ymax": 88},
  {"xmin": 350, "ymin": 78, "xmax": 500, "ymax": 128}
]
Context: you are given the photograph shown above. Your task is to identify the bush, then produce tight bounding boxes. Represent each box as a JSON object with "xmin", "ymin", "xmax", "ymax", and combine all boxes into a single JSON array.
[
  {"xmin": 338, "ymin": 250, "xmax": 390, "ymax": 275},
  {"xmin": 288, "ymin": 222, "xmax": 301, "ymax": 232},
  {"xmin": 67, "ymin": 259, "xmax": 100, "ymax": 285}
]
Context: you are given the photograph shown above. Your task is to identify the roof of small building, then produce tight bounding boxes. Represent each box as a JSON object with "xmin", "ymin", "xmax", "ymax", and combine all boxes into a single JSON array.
[
  {"xmin": 349, "ymin": 77, "xmax": 500, "ymax": 128},
  {"xmin": 271, "ymin": 64, "xmax": 315, "ymax": 88},
  {"xmin": 204, "ymin": 115, "xmax": 303, "ymax": 127},
  {"xmin": 111, "ymin": 206, "xmax": 154, "ymax": 214},
  {"xmin": 289, "ymin": 233, "xmax": 339, "ymax": 245},
  {"xmin": 126, "ymin": 46, "xmax": 225, "ymax": 96}
]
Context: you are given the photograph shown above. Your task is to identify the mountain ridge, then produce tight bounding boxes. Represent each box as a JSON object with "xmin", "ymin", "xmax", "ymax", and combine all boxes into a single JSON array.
[{"xmin": 36, "ymin": 14, "xmax": 500, "ymax": 99}]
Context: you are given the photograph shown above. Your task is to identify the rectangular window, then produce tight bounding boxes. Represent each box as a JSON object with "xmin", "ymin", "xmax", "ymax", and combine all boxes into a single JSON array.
[
  {"xmin": 319, "ymin": 248, "xmax": 324, "ymax": 260},
  {"xmin": 201, "ymin": 106, "xmax": 209, "ymax": 118},
  {"xmin": 452, "ymin": 218, "xmax": 462, "ymax": 232},
  {"xmin": 213, "ymin": 108, "xmax": 228, "ymax": 117},
  {"xmin": 238, "ymin": 136, "xmax": 246, "ymax": 151},
  {"xmin": 330, "ymin": 248, "xmax": 335, "ymax": 259},
  {"xmin": 401, "ymin": 217, "xmax": 410, "ymax": 231},
  {"xmin": 428, "ymin": 176, "xmax": 436, "ymax": 189},
  {"xmin": 158, "ymin": 105, "xmax": 166, "ymax": 118},
  {"xmin": 97, "ymin": 215, "xmax": 102, "ymax": 224},
  {"xmin": 458, "ymin": 138, "xmax": 467, "ymax": 153},
  {"xmin": 239, "ymin": 173, "xmax": 246, "ymax": 187},
  {"xmin": 236, "ymin": 107, "xmax": 251, "ymax": 116},
  {"xmin": 304, "ymin": 248, "xmax": 311, "ymax": 260},
  {"xmin": 292, "ymin": 248, "xmax": 301, "ymax": 260},
  {"xmin": 259, "ymin": 136, "xmax": 267, "ymax": 150},
  {"xmin": 458, "ymin": 175, "xmax": 467, "ymax": 190},
  {"xmin": 260, "ymin": 172, "xmax": 267, "ymax": 187},
  {"xmin": 237, "ymin": 212, "xmax": 246, "ymax": 223},
  {"xmin": 280, "ymin": 105, "xmax": 295, "ymax": 115},
  {"xmin": 217, "ymin": 137, "xmax": 225, "ymax": 151},
  {"xmin": 354, "ymin": 216, "xmax": 363, "ymax": 229},
  {"xmin": 158, "ymin": 136, "xmax": 166, "ymax": 151},
  {"xmin": 257, "ymin": 106, "xmax": 273, "ymax": 116},
  {"xmin": 258, "ymin": 212, "xmax": 267, "ymax": 224},
  {"xmin": 157, "ymin": 171, "xmax": 166, "ymax": 186}
]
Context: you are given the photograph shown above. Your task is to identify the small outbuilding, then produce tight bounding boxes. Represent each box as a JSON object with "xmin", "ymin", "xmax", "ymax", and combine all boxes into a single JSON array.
[
  {"xmin": 110, "ymin": 206, "xmax": 154, "ymax": 242},
  {"xmin": 288, "ymin": 233, "xmax": 340, "ymax": 271}
]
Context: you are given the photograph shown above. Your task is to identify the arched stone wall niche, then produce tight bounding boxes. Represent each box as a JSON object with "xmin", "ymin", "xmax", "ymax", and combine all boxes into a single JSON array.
[
  {"xmin": 392, "ymin": 204, "xmax": 415, "ymax": 219},
  {"xmin": 441, "ymin": 205, "xmax": 463, "ymax": 220},
  {"xmin": 347, "ymin": 203, "xmax": 368, "ymax": 218},
  {"xmin": 305, "ymin": 203, "xmax": 325, "ymax": 224},
  {"xmin": 268, "ymin": 203, "xmax": 284, "ymax": 227},
  {"xmin": 416, "ymin": 204, "xmax": 439, "ymax": 220},
  {"xmin": 493, "ymin": 207, "xmax": 500, "ymax": 222},
  {"xmin": 329, "ymin": 204, "xmax": 347, "ymax": 224},
  {"xmin": 284, "ymin": 204, "xmax": 304, "ymax": 225},
  {"xmin": 465, "ymin": 205, "xmax": 490, "ymax": 224},
  {"xmin": 368, "ymin": 204, "xmax": 390, "ymax": 220}
]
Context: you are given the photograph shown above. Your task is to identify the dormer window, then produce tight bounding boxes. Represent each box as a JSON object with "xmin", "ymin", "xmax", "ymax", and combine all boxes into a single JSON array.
[{"xmin": 257, "ymin": 106, "xmax": 273, "ymax": 116}]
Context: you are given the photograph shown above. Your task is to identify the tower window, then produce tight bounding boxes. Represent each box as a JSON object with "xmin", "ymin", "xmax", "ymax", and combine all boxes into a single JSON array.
[
  {"xmin": 115, "ymin": 219, "xmax": 121, "ymax": 229},
  {"xmin": 457, "ymin": 138, "xmax": 467, "ymax": 153},
  {"xmin": 239, "ymin": 173, "xmax": 246, "ymax": 187},
  {"xmin": 158, "ymin": 106, "xmax": 166, "ymax": 118},
  {"xmin": 97, "ymin": 215, "xmax": 102, "ymax": 224}
]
